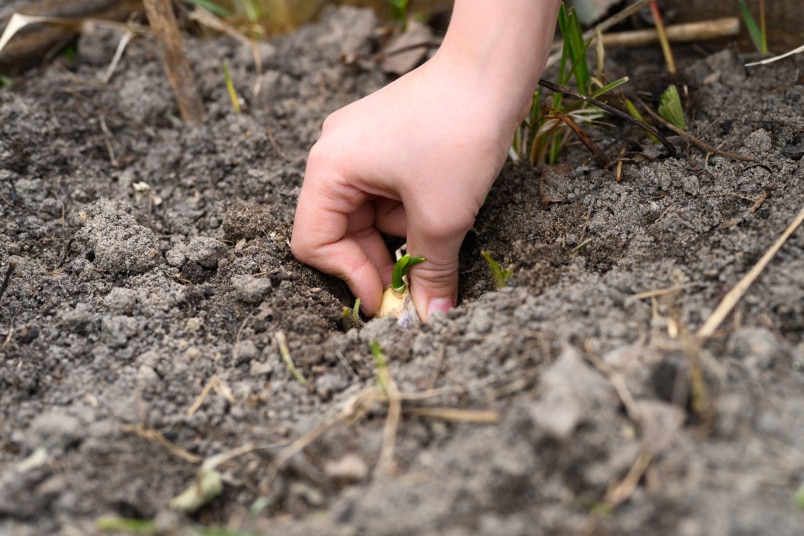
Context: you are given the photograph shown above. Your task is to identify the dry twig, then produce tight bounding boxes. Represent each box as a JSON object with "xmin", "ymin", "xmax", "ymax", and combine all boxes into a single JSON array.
[{"xmin": 697, "ymin": 205, "xmax": 804, "ymax": 339}]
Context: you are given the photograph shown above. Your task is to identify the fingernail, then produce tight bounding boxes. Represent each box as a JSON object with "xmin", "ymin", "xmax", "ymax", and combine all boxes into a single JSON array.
[{"xmin": 427, "ymin": 298, "xmax": 454, "ymax": 319}]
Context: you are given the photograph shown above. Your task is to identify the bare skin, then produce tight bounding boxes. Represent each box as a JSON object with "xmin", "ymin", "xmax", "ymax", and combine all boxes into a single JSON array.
[{"xmin": 291, "ymin": 0, "xmax": 561, "ymax": 320}]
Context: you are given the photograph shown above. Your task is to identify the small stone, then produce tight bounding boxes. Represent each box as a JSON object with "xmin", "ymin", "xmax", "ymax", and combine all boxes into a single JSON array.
[
  {"xmin": 324, "ymin": 453, "xmax": 369, "ymax": 484},
  {"xmin": 741, "ymin": 128, "xmax": 772, "ymax": 156},
  {"xmin": 231, "ymin": 275, "xmax": 272, "ymax": 303},
  {"xmin": 234, "ymin": 340, "xmax": 259, "ymax": 363},
  {"xmin": 249, "ymin": 360, "xmax": 274, "ymax": 377},
  {"xmin": 681, "ymin": 175, "xmax": 700, "ymax": 195},
  {"xmin": 165, "ymin": 244, "xmax": 188, "ymax": 267},
  {"xmin": 186, "ymin": 237, "xmax": 228, "ymax": 268},
  {"xmin": 103, "ymin": 287, "xmax": 138, "ymax": 313}
]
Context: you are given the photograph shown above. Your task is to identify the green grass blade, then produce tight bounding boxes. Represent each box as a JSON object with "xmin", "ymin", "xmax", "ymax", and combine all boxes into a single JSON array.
[
  {"xmin": 591, "ymin": 76, "xmax": 629, "ymax": 99},
  {"xmin": 558, "ymin": 4, "xmax": 591, "ymax": 94},
  {"xmin": 737, "ymin": 0, "xmax": 766, "ymax": 54},
  {"xmin": 183, "ymin": 0, "xmax": 234, "ymax": 18}
]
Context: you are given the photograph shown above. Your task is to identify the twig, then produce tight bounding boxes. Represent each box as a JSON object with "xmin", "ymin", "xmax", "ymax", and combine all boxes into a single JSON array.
[
  {"xmin": 697, "ymin": 205, "xmax": 804, "ymax": 339},
  {"xmin": 186, "ymin": 376, "xmax": 221, "ymax": 417},
  {"xmin": 404, "ymin": 407, "xmax": 500, "ymax": 424},
  {"xmin": 584, "ymin": 347, "xmax": 641, "ymax": 423},
  {"xmin": 634, "ymin": 96, "xmax": 754, "ymax": 161},
  {"xmin": 143, "ymin": 0, "xmax": 205, "ymax": 124},
  {"xmin": 548, "ymin": 107, "xmax": 610, "ymax": 168},
  {"xmin": 605, "ymin": 451, "xmax": 653, "ymax": 508},
  {"xmin": 539, "ymin": 79, "xmax": 677, "ymax": 156},
  {"xmin": 599, "ymin": 18, "xmax": 739, "ymax": 47},
  {"xmin": 275, "ymin": 331, "xmax": 313, "ymax": 392},
  {"xmin": 745, "ymin": 44, "xmax": 804, "ymax": 67},
  {"xmin": 122, "ymin": 424, "xmax": 202, "ymax": 464}
]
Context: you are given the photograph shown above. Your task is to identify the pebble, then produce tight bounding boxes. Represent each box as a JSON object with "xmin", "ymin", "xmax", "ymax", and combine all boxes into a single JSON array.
[
  {"xmin": 231, "ymin": 275, "xmax": 272, "ymax": 303},
  {"xmin": 186, "ymin": 237, "xmax": 228, "ymax": 268},
  {"xmin": 741, "ymin": 128, "xmax": 772, "ymax": 156},
  {"xmin": 234, "ymin": 340, "xmax": 259, "ymax": 363}
]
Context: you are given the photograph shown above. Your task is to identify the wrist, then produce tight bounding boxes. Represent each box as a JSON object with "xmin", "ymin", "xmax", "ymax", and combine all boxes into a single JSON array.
[{"xmin": 435, "ymin": 0, "xmax": 561, "ymax": 131}]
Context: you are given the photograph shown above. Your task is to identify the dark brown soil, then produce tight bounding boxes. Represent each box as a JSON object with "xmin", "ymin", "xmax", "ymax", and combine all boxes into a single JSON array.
[{"xmin": 1, "ymin": 6, "xmax": 802, "ymax": 536}]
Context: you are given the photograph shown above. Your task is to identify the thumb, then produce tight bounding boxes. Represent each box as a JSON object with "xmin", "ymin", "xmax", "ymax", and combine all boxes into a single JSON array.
[{"xmin": 406, "ymin": 222, "xmax": 468, "ymax": 322}]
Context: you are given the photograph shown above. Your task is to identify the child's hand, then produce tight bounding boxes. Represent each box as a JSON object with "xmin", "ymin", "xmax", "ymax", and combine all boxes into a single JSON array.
[{"xmin": 291, "ymin": 0, "xmax": 560, "ymax": 320}]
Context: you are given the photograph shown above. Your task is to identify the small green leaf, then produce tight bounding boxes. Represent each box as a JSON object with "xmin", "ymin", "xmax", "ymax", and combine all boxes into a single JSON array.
[{"xmin": 658, "ymin": 85, "xmax": 685, "ymax": 131}]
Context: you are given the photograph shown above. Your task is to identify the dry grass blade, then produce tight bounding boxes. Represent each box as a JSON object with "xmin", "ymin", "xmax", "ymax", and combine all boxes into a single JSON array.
[
  {"xmin": 143, "ymin": 0, "xmax": 205, "ymax": 125},
  {"xmin": 745, "ymin": 44, "xmax": 804, "ymax": 66},
  {"xmin": 374, "ymin": 366, "xmax": 402, "ymax": 478},
  {"xmin": 697, "ymin": 205, "xmax": 804, "ymax": 339},
  {"xmin": 634, "ymin": 96, "xmax": 754, "ymax": 161},
  {"xmin": 548, "ymin": 107, "xmax": 610, "ymax": 168},
  {"xmin": 605, "ymin": 451, "xmax": 653, "ymax": 508},
  {"xmin": 186, "ymin": 375, "xmax": 221, "ymax": 417},
  {"xmin": 121, "ymin": 424, "xmax": 202, "ymax": 464},
  {"xmin": 276, "ymin": 331, "xmax": 313, "ymax": 392},
  {"xmin": 404, "ymin": 407, "xmax": 500, "ymax": 424}
]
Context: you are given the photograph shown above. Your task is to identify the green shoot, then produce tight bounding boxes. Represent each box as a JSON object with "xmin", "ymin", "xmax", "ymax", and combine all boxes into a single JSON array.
[
  {"xmin": 391, "ymin": 254, "xmax": 425, "ymax": 294},
  {"xmin": 341, "ymin": 298, "xmax": 363, "ymax": 330},
  {"xmin": 385, "ymin": 0, "xmax": 410, "ymax": 27},
  {"xmin": 0, "ymin": 75, "xmax": 12, "ymax": 88},
  {"xmin": 658, "ymin": 85, "xmax": 685, "ymax": 131},
  {"xmin": 737, "ymin": 0, "xmax": 768, "ymax": 55},
  {"xmin": 370, "ymin": 340, "xmax": 386, "ymax": 368},
  {"xmin": 222, "ymin": 60, "xmax": 240, "ymax": 113},
  {"xmin": 183, "ymin": 0, "xmax": 234, "ymax": 18},
  {"xmin": 480, "ymin": 251, "xmax": 514, "ymax": 290},
  {"xmin": 557, "ymin": 3, "xmax": 591, "ymax": 95}
]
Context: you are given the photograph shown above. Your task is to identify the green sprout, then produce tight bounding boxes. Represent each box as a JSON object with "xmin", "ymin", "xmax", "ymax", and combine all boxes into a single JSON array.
[
  {"xmin": 513, "ymin": 4, "xmax": 629, "ymax": 166},
  {"xmin": 481, "ymin": 251, "xmax": 514, "ymax": 290},
  {"xmin": 737, "ymin": 0, "xmax": 768, "ymax": 55},
  {"xmin": 385, "ymin": 0, "xmax": 410, "ymax": 27},
  {"xmin": 658, "ymin": 84, "xmax": 685, "ymax": 131},
  {"xmin": 222, "ymin": 60, "xmax": 240, "ymax": 113},
  {"xmin": 391, "ymin": 254, "xmax": 425, "ymax": 294}
]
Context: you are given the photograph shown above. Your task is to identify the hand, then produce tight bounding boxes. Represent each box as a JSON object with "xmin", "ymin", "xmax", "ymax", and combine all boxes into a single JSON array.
[{"xmin": 291, "ymin": 51, "xmax": 522, "ymax": 320}]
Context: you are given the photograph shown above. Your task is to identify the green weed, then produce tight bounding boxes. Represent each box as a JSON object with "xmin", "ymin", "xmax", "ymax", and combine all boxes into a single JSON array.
[
  {"xmin": 480, "ymin": 251, "xmax": 514, "ymax": 290},
  {"xmin": 513, "ymin": 3, "xmax": 628, "ymax": 167}
]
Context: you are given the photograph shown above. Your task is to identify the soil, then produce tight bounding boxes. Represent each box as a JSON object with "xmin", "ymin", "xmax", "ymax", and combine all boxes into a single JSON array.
[{"xmin": 1, "ymin": 6, "xmax": 803, "ymax": 536}]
